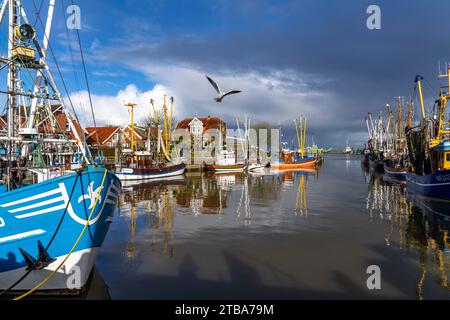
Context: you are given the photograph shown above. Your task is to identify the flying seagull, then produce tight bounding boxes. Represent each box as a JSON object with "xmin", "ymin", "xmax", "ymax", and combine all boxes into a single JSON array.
[{"xmin": 205, "ymin": 75, "xmax": 241, "ymax": 102}]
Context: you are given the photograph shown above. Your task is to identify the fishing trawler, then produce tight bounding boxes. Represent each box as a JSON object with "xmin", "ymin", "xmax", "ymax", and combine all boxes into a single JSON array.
[
  {"xmin": 344, "ymin": 140, "xmax": 352, "ymax": 154},
  {"xmin": 365, "ymin": 113, "xmax": 386, "ymax": 171},
  {"xmin": 204, "ymin": 150, "xmax": 247, "ymax": 172},
  {"xmin": 270, "ymin": 117, "xmax": 317, "ymax": 170},
  {"xmin": 383, "ymin": 99, "xmax": 408, "ymax": 180},
  {"xmin": 406, "ymin": 71, "xmax": 450, "ymax": 199},
  {"xmin": 115, "ymin": 99, "xmax": 186, "ymax": 182},
  {"xmin": 0, "ymin": 0, "xmax": 120, "ymax": 296}
]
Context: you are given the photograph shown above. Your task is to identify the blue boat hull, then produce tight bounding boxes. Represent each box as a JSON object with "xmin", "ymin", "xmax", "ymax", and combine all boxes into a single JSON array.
[
  {"xmin": 406, "ymin": 170, "xmax": 450, "ymax": 199},
  {"xmin": 0, "ymin": 166, "xmax": 121, "ymax": 292}
]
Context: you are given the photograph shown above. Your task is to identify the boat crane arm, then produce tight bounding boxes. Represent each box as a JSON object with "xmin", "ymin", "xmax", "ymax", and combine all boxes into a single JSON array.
[
  {"xmin": 365, "ymin": 116, "xmax": 372, "ymax": 140},
  {"xmin": 407, "ymin": 100, "xmax": 413, "ymax": 128},
  {"xmin": 415, "ymin": 75, "xmax": 427, "ymax": 120},
  {"xmin": 26, "ymin": 0, "xmax": 55, "ymax": 130}
]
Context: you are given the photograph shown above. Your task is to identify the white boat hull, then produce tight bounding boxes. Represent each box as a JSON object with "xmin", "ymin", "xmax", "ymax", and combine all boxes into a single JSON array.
[
  {"xmin": 0, "ymin": 247, "xmax": 98, "ymax": 293},
  {"xmin": 115, "ymin": 166, "xmax": 186, "ymax": 182}
]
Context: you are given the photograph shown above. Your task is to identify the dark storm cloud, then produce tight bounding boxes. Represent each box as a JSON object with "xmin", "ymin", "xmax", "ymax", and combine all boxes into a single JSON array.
[{"xmin": 101, "ymin": 0, "xmax": 450, "ymax": 148}]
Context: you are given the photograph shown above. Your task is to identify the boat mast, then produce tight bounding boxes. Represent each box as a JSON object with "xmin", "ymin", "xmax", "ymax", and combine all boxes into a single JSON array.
[
  {"xmin": 6, "ymin": 0, "xmax": 19, "ymax": 189},
  {"xmin": 386, "ymin": 103, "xmax": 395, "ymax": 154},
  {"xmin": 397, "ymin": 96, "xmax": 403, "ymax": 153},
  {"xmin": 415, "ymin": 75, "xmax": 426, "ymax": 120},
  {"xmin": 124, "ymin": 102, "xmax": 137, "ymax": 154},
  {"xmin": 435, "ymin": 64, "xmax": 450, "ymax": 146},
  {"xmin": 407, "ymin": 100, "xmax": 413, "ymax": 128},
  {"xmin": 27, "ymin": 0, "xmax": 55, "ymax": 130}
]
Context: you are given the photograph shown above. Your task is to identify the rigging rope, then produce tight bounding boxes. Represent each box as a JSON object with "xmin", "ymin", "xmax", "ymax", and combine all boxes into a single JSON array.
[
  {"xmin": 61, "ymin": 0, "xmax": 86, "ymax": 125},
  {"xmin": 30, "ymin": 0, "xmax": 84, "ymax": 139},
  {"xmin": 70, "ymin": 0, "xmax": 100, "ymax": 149}
]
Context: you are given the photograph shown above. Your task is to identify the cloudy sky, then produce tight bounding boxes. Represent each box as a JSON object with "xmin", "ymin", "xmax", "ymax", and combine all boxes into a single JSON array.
[{"xmin": 4, "ymin": 0, "xmax": 450, "ymax": 149}]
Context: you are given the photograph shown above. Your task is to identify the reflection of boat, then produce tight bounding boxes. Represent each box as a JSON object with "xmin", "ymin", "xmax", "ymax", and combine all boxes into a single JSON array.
[
  {"xmin": 120, "ymin": 174, "xmax": 186, "ymax": 188},
  {"xmin": 272, "ymin": 167, "xmax": 316, "ymax": 175},
  {"xmin": 115, "ymin": 163, "xmax": 186, "ymax": 182},
  {"xmin": 366, "ymin": 169, "xmax": 450, "ymax": 298}
]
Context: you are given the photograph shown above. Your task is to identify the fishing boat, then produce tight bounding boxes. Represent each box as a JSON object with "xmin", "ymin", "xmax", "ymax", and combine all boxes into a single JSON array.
[
  {"xmin": 344, "ymin": 140, "xmax": 352, "ymax": 154},
  {"xmin": 115, "ymin": 162, "xmax": 186, "ymax": 181},
  {"xmin": 270, "ymin": 116, "xmax": 317, "ymax": 170},
  {"xmin": 383, "ymin": 161, "xmax": 406, "ymax": 180},
  {"xmin": 361, "ymin": 147, "xmax": 370, "ymax": 168},
  {"xmin": 365, "ymin": 113, "xmax": 388, "ymax": 172},
  {"xmin": 406, "ymin": 72, "xmax": 450, "ymax": 199},
  {"xmin": 115, "ymin": 100, "xmax": 186, "ymax": 182},
  {"xmin": 382, "ymin": 99, "xmax": 409, "ymax": 180},
  {"xmin": 204, "ymin": 150, "xmax": 247, "ymax": 172},
  {"xmin": 271, "ymin": 153, "xmax": 317, "ymax": 170},
  {"xmin": 0, "ymin": 0, "xmax": 120, "ymax": 295},
  {"xmin": 248, "ymin": 162, "xmax": 267, "ymax": 172}
]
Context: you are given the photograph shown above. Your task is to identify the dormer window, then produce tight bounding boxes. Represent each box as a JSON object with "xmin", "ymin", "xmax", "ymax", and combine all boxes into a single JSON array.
[
  {"xmin": 191, "ymin": 122, "xmax": 202, "ymax": 135},
  {"xmin": 66, "ymin": 120, "xmax": 71, "ymax": 132}
]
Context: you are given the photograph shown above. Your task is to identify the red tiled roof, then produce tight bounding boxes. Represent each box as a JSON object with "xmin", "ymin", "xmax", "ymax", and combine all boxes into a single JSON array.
[
  {"xmin": 53, "ymin": 112, "xmax": 84, "ymax": 140},
  {"xmin": 176, "ymin": 117, "xmax": 226, "ymax": 133},
  {"xmin": 86, "ymin": 126, "xmax": 120, "ymax": 145},
  {"xmin": 121, "ymin": 126, "xmax": 158, "ymax": 142}
]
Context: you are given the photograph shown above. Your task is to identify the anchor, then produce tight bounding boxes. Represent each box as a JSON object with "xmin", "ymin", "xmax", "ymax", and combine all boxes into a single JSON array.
[{"xmin": 19, "ymin": 241, "xmax": 56, "ymax": 270}]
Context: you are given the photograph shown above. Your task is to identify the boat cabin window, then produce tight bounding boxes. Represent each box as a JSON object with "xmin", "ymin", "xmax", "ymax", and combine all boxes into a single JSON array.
[{"xmin": 444, "ymin": 152, "xmax": 450, "ymax": 169}]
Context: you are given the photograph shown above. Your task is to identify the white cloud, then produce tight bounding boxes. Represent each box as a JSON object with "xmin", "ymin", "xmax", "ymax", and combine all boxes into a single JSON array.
[
  {"xmin": 69, "ymin": 83, "xmax": 172, "ymax": 127},
  {"xmin": 69, "ymin": 61, "xmax": 349, "ymax": 147}
]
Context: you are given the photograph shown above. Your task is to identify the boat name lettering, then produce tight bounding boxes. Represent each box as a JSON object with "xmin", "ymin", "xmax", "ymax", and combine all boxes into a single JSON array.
[{"xmin": 435, "ymin": 174, "xmax": 450, "ymax": 182}]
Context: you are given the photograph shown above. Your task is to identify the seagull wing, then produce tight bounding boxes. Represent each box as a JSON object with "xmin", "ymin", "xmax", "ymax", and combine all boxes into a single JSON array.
[
  {"xmin": 205, "ymin": 75, "xmax": 221, "ymax": 94},
  {"xmin": 222, "ymin": 90, "xmax": 242, "ymax": 98}
]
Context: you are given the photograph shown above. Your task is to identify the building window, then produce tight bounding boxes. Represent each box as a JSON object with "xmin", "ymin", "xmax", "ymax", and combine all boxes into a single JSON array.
[{"xmin": 191, "ymin": 124, "xmax": 201, "ymax": 135}]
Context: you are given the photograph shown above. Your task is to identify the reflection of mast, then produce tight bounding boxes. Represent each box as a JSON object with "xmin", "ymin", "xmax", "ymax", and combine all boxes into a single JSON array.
[
  {"xmin": 236, "ymin": 175, "xmax": 251, "ymax": 224},
  {"xmin": 366, "ymin": 171, "xmax": 450, "ymax": 298},
  {"xmin": 295, "ymin": 174, "xmax": 307, "ymax": 216},
  {"xmin": 162, "ymin": 192, "xmax": 174, "ymax": 256},
  {"xmin": 125, "ymin": 201, "xmax": 137, "ymax": 260}
]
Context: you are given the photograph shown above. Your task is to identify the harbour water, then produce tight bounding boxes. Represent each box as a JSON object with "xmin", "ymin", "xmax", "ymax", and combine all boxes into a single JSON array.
[{"xmin": 91, "ymin": 154, "xmax": 450, "ymax": 299}]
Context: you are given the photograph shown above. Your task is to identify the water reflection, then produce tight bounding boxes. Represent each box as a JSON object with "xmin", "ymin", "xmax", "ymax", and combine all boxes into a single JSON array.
[
  {"xmin": 120, "ymin": 178, "xmax": 184, "ymax": 259},
  {"xmin": 366, "ymin": 171, "xmax": 450, "ymax": 299},
  {"xmin": 118, "ymin": 169, "xmax": 317, "ymax": 256}
]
